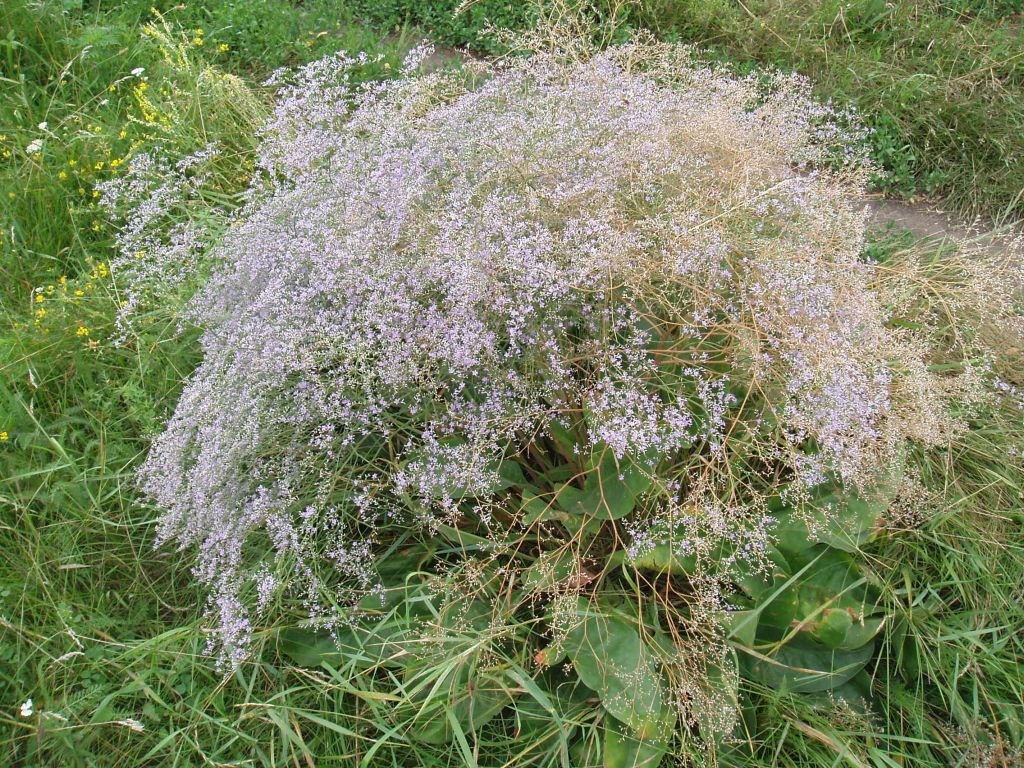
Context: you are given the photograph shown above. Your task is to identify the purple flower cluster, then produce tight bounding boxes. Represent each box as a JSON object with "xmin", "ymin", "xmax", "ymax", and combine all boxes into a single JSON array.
[
  {"xmin": 98, "ymin": 146, "xmax": 221, "ymax": 335},
  {"xmin": 116, "ymin": 42, "xmax": 944, "ymax": 662}
]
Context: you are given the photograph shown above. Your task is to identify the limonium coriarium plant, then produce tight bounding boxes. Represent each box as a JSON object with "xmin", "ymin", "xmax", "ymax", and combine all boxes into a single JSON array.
[{"xmin": 102, "ymin": 29, "xmax": 1022, "ymax": 744}]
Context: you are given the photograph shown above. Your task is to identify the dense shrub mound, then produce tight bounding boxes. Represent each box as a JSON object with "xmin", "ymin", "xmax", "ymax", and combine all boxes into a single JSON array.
[{"xmin": 103, "ymin": 37, "xmax": 1023, "ymax": 759}]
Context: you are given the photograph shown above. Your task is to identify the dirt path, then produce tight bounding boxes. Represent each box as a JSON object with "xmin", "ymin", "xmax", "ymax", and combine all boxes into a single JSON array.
[
  {"xmin": 864, "ymin": 197, "xmax": 975, "ymax": 240},
  {"xmin": 862, "ymin": 196, "xmax": 1019, "ymax": 257}
]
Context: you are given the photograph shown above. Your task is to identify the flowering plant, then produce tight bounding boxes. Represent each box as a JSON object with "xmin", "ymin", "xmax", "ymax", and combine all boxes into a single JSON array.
[{"xmin": 102, "ymin": 28, "xmax": 1023, "ymax": 759}]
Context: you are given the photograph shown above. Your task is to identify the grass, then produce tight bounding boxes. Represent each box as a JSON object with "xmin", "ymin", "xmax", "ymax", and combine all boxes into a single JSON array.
[{"xmin": 1, "ymin": 1, "xmax": 1022, "ymax": 766}]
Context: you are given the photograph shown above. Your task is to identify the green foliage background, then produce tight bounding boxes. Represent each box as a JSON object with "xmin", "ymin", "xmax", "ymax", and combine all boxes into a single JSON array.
[{"xmin": 1, "ymin": 1, "xmax": 1022, "ymax": 766}]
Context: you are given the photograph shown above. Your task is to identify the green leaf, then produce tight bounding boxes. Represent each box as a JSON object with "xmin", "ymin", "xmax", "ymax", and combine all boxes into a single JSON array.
[
  {"xmin": 625, "ymin": 544, "xmax": 694, "ymax": 575},
  {"xmin": 504, "ymin": 667, "xmax": 582, "ymax": 753},
  {"xmin": 562, "ymin": 605, "xmax": 670, "ymax": 739},
  {"xmin": 614, "ymin": 450, "xmax": 657, "ymax": 498},
  {"xmin": 604, "ymin": 715, "xmax": 667, "ymax": 768},
  {"xmin": 627, "ymin": 538, "xmax": 743, "ymax": 578},
  {"xmin": 276, "ymin": 630, "xmax": 345, "ymax": 668},
  {"xmin": 401, "ymin": 600, "xmax": 518, "ymax": 743},
  {"xmin": 496, "ymin": 459, "xmax": 527, "ymax": 487},
  {"xmin": 573, "ymin": 476, "xmax": 634, "ymax": 520},
  {"xmin": 815, "ymin": 608, "xmax": 854, "ymax": 649},
  {"xmin": 534, "ymin": 643, "xmax": 567, "ymax": 666},
  {"xmin": 277, "ymin": 623, "xmax": 408, "ymax": 670},
  {"xmin": 734, "ymin": 544, "xmax": 791, "ymax": 599},
  {"xmin": 835, "ymin": 616, "xmax": 885, "ymax": 651},
  {"xmin": 541, "ymin": 464, "xmax": 578, "ymax": 484},
  {"xmin": 805, "ymin": 670, "xmax": 877, "ymax": 715},
  {"xmin": 409, "ymin": 669, "xmax": 514, "ymax": 744},
  {"xmin": 556, "ymin": 449, "xmax": 651, "ymax": 521},
  {"xmin": 278, "ymin": 579, "xmax": 438, "ymax": 670},
  {"xmin": 435, "ymin": 523, "xmax": 493, "ymax": 551},
  {"xmin": 752, "ymin": 575, "xmax": 801, "ymax": 639},
  {"xmin": 749, "ymin": 545, "xmax": 881, "ymax": 651},
  {"xmin": 785, "ymin": 546, "xmax": 880, "ymax": 648},
  {"xmin": 520, "ymin": 492, "xmax": 569, "ymax": 525},
  {"xmin": 772, "ymin": 475, "xmax": 900, "ymax": 555},
  {"xmin": 740, "ymin": 634, "xmax": 875, "ymax": 693},
  {"xmin": 368, "ymin": 543, "xmax": 435, "ymax": 593},
  {"xmin": 546, "ymin": 415, "xmax": 580, "ymax": 460},
  {"xmin": 722, "ymin": 609, "xmax": 759, "ymax": 647}
]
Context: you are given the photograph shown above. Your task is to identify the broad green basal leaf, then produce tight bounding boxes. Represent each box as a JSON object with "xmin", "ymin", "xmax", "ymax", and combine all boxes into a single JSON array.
[
  {"xmin": 772, "ymin": 472, "xmax": 901, "ymax": 555},
  {"xmin": 604, "ymin": 714, "xmax": 669, "ymax": 768},
  {"xmin": 556, "ymin": 448, "xmax": 654, "ymax": 521},
  {"xmin": 406, "ymin": 667, "xmax": 515, "ymax": 744},
  {"xmin": 740, "ymin": 633, "xmax": 875, "ymax": 693},
  {"xmin": 780, "ymin": 546, "xmax": 883, "ymax": 649},
  {"xmin": 561, "ymin": 602, "xmax": 672, "ymax": 740}
]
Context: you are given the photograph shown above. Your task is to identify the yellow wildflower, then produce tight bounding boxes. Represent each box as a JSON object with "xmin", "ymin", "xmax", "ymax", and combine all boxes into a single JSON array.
[
  {"xmin": 58, "ymin": 170, "xmax": 68, "ymax": 180},
  {"xmin": 0, "ymin": 432, "xmax": 8, "ymax": 441},
  {"xmin": 76, "ymin": 326, "xmax": 90, "ymax": 336}
]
